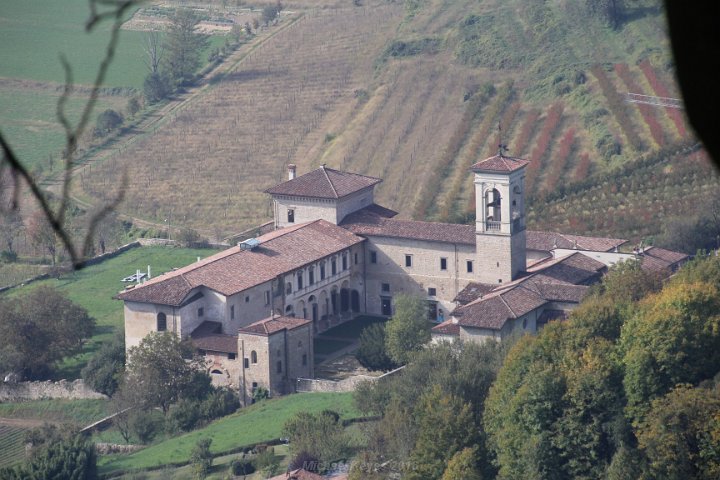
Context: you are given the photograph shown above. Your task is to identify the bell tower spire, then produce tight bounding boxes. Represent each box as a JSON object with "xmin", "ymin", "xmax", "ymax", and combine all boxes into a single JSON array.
[{"xmin": 471, "ymin": 154, "xmax": 528, "ymax": 284}]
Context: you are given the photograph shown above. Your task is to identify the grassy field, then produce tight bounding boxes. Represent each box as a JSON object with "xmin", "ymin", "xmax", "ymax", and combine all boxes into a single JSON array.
[
  {"xmin": 2, "ymin": 245, "xmax": 219, "ymax": 379},
  {"xmin": 0, "ymin": 399, "xmax": 109, "ymax": 426},
  {"xmin": 98, "ymin": 392, "xmax": 360, "ymax": 475}
]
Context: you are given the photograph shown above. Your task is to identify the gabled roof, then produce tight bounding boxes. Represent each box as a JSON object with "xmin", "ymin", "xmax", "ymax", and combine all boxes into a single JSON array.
[
  {"xmin": 190, "ymin": 321, "xmax": 238, "ymax": 354},
  {"xmin": 264, "ymin": 166, "xmax": 381, "ymax": 199},
  {"xmin": 431, "ymin": 319, "xmax": 460, "ymax": 336},
  {"xmin": 470, "ymin": 154, "xmax": 529, "ymax": 173},
  {"xmin": 341, "ymin": 206, "xmax": 476, "ymax": 245},
  {"xmin": 239, "ymin": 315, "xmax": 311, "ymax": 336},
  {"xmin": 454, "ymin": 281, "xmax": 498, "ymax": 305},
  {"xmin": 526, "ymin": 230, "xmax": 627, "ymax": 252},
  {"xmin": 451, "ymin": 253, "xmax": 604, "ymax": 331},
  {"xmin": 640, "ymin": 246, "xmax": 688, "ymax": 272},
  {"xmin": 116, "ymin": 220, "xmax": 364, "ymax": 306}
]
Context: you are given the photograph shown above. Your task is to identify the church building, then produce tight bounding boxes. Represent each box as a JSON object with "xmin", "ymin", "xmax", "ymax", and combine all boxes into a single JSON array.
[{"xmin": 116, "ymin": 156, "xmax": 687, "ymax": 402}]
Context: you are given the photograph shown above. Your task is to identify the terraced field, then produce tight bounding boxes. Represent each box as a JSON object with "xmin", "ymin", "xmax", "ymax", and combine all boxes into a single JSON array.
[{"xmin": 0, "ymin": 425, "xmax": 26, "ymax": 468}]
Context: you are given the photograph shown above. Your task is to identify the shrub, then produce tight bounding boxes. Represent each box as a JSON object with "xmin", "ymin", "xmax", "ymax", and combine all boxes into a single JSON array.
[
  {"xmin": 94, "ymin": 109, "xmax": 124, "ymax": 137},
  {"xmin": 230, "ymin": 457, "xmax": 255, "ymax": 475},
  {"xmin": 190, "ymin": 438, "xmax": 213, "ymax": 480},
  {"xmin": 0, "ymin": 250, "xmax": 18, "ymax": 263},
  {"xmin": 130, "ymin": 410, "xmax": 161, "ymax": 444},
  {"xmin": 253, "ymin": 386, "xmax": 270, "ymax": 402},
  {"xmin": 143, "ymin": 72, "xmax": 172, "ymax": 104},
  {"xmin": 356, "ymin": 323, "xmax": 396, "ymax": 371},
  {"xmin": 167, "ymin": 398, "xmax": 202, "ymax": 433}
]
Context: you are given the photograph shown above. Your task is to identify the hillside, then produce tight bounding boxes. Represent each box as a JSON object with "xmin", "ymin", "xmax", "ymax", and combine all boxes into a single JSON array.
[{"xmin": 73, "ymin": 0, "xmax": 718, "ymax": 241}]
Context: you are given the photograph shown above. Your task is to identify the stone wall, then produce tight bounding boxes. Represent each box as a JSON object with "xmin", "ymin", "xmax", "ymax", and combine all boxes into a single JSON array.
[
  {"xmin": 295, "ymin": 366, "xmax": 405, "ymax": 393},
  {"xmin": 0, "ymin": 379, "xmax": 107, "ymax": 402}
]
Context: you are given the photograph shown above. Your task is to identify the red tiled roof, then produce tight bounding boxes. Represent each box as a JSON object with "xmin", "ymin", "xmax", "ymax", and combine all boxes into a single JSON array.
[
  {"xmin": 239, "ymin": 315, "xmax": 312, "ymax": 336},
  {"xmin": 431, "ymin": 319, "xmax": 460, "ymax": 335},
  {"xmin": 526, "ymin": 230, "xmax": 627, "ymax": 252},
  {"xmin": 470, "ymin": 154, "xmax": 529, "ymax": 173},
  {"xmin": 642, "ymin": 246, "xmax": 688, "ymax": 264},
  {"xmin": 341, "ymin": 210, "xmax": 475, "ymax": 245},
  {"xmin": 116, "ymin": 220, "xmax": 364, "ymax": 306},
  {"xmin": 190, "ymin": 321, "xmax": 238, "ymax": 354},
  {"xmin": 265, "ymin": 166, "xmax": 381, "ymax": 199},
  {"xmin": 453, "ymin": 253, "xmax": 603, "ymax": 330},
  {"xmin": 454, "ymin": 282, "xmax": 498, "ymax": 305}
]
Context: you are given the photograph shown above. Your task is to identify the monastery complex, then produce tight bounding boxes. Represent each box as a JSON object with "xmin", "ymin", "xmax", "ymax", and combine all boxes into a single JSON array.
[{"xmin": 117, "ymin": 156, "xmax": 687, "ymax": 403}]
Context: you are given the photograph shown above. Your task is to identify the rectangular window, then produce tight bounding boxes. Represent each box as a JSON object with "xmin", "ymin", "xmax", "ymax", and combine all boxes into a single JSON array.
[
  {"xmin": 198, "ymin": 307, "xmax": 204, "ymax": 317},
  {"xmin": 228, "ymin": 353, "xmax": 236, "ymax": 360},
  {"xmin": 297, "ymin": 272, "xmax": 303, "ymax": 290},
  {"xmin": 309, "ymin": 267, "xmax": 315, "ymax": 285},
  {"xmin": 245, "ymin": 296, "xmax": 250, "ymax": 303},
  {"xmin": 244, "ymin": 358, "xmax": 249, "ymax": 368},
  {"xmin": 320, "ymin": 263, "xmax": 326, "ymax": 280},
  {"xmin": 428, "ymin": 287, "xmax": 437, "ymax": 296},
  {"xmin": 405, "ymin": 254, "xmax": 413, "ymax": 267},
  {"xmin": 370, "ymin": 251, "xmax": 377, "ymax": 264},
  {"xmin": 230, "ymin": 305, "xmax": 235, "ymax": 320},
  {"xmin": 342, "ymin": 254, "xmax": 348, "ymax": 271},
  {"xmin": 467, "ymin": 260, "xmax": 473, "ymax": 273},
  {"xmin": 331, "ymin": 259, "xmax": 337, "ymax": 275},
  {"xmin": 440, "ymin": 257, "xmax": 448, "ymax": 270},
  {"xmin": 265, "ymin": 291, "xmax": 271, "ymax": 305},
  {"xmin": 354, "ymin": 253, "xmax": 358, "ymax": 265},
  {"xmin": 276, "ymin": 361, "xmax": 282, "ymax": 374},
  {"xmin": 381, "ymin": 283, "xmax": 390, "ymax": 292},
  {"xmin": 287, "ymin": 208, "xmax": 295, "ymax": 223},
  {"xmin": 302, "ymin": 354, "xmax": 307, "ymax": 366}
]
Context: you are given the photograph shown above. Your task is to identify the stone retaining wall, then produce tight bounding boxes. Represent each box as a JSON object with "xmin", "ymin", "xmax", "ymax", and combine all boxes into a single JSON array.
[
  {"xmin": 296, "ymin": 366, "xmax": 405, "ymax": 393},
  {"xmin": 0, "ymin": 379, "xmax": 107, "ymax": 402}
]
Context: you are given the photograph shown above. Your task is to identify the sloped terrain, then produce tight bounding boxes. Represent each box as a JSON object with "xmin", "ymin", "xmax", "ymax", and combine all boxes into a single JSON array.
[{"xmin": 77, "ymin": 0, "xmax": 718, "ymax": 242}]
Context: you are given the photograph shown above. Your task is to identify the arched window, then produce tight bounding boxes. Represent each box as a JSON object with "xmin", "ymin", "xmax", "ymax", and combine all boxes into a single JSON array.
[
  {"xmin": 251, "ymin": 351, "xmax": 258, "ymax": 364},
  {"xmin": 286, "ymin": 282, "xmax": 292, "ymax": 294},
  {"xmin": 157, "ymin": 312, "xmax": 167, "ymax": 331}
]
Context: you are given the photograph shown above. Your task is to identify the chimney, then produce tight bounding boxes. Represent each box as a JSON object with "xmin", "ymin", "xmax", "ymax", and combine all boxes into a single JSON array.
[{"xmin": 287, "ymin": 164, "xmax": 297, "ymax": 180}]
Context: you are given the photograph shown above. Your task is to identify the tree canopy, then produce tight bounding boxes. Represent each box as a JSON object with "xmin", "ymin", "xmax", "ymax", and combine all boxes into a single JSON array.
[
  {"xmin": 0, "ymin": 286, "xmax": 94, "ymax": 379},
  {"xmin": 384, "ymin": 293, "xmax": 431, "ymax": 365},
  {"xmin": 163, "ymin": 9, "xmax": 210, "ymax": 85}
]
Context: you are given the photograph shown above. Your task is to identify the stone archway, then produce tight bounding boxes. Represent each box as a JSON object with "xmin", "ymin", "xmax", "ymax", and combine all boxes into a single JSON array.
[{"xmin": 351, "ymin": 289, "xmax": 360, "ymax": 313}]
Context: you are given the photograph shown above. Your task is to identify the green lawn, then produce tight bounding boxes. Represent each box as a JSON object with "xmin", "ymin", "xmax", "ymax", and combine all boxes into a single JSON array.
[
  {"xmin": 3, "ymin": 245, "xmax": 219, "ymax": 379},
  {"xmin": 0, "ymin": 399, "xmax": 109, "ymax": 427},
  {"xmin": 98, "ymin": 392, "xmax": 360, "ymax": 475}
]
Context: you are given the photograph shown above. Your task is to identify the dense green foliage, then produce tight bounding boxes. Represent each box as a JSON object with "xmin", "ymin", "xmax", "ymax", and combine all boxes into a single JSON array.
[
  {"xmin": 282, "ymin": 410, "xmax": 348, "ymax": 467},
  {"xmin": 189, "ymin": 438, "xmax": 213, "ymax": 480},
  {"xmin": 81, "ymin": 331, "xmax": 125, "ymax": 396},
  {"xmin": 384, "ymin": 294, "xmax": 431, "ymax": 364},
  {"xmin": 0, "ymin": 286, "xmax": 94, "ymax": 379},
  {"xmin": 164, "ymin": 9, "xmax": 210, "ymax": 86},
  {"xmin": 356, "ymin": 322, "xmax": 396, "ymax": 371}
]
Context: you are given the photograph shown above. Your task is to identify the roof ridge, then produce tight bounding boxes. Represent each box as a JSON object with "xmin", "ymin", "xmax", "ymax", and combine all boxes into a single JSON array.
[
  {"xmin": 498, "ymin": 291, "xmax": 517, "ymax": 318},
  {"xmin": 320, "ymin": 165, "xmax": 339, "ymax": 198}
]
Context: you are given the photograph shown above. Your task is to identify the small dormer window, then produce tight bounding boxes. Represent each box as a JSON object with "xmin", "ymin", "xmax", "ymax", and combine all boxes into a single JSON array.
[{"xmin": 287, "ymin": 208, "xmax": 295, "ymax": 223}]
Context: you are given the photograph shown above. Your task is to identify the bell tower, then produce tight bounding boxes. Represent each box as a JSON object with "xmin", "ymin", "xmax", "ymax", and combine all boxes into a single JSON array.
[{"xmin": 471, "ymin": 154, "xmax": 528, "ymax": 284}]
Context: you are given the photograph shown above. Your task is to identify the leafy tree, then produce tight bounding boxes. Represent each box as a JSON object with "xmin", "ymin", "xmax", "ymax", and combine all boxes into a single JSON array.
[
  {"xmin": 0, "ymin": 286, "xmax": 94, "ymax": 379},
  {"xmin": 81, "ymin": 331, "xmax": 125, "ymax": 396},
  {"xmin": 163, "ymin": 9, "xmax": 210, "ymax": 85},
  {"xmin": 356, "ymin": 322, "xmax": 396, "ymax": 371},
  {"xmin": 143, "ymin": 71, "xmax": 173, "ymax": 104},
  {"xmin": 126, "ymin": 96, "xmax": 141, "ymax": 118},
  {"xmin": 253, "ymin": 447, "xmax": 280, "ymax": 477},
  {"xmin": 594, "ymin": 258, "xmax": 662, "ymax": 304},
  {"xmin": 441, "ymin": 447, "xmax": 483, "ymax": 480},
  {"xmin": 385, "ymin": 293, "xmax": 430, "ymax": 364},
  {"xmin": 621, "ymin": 281, "xmax": 720, "ymax": 422},
  {"xmin": 282, "ymin": 411, "xmax": 348, "ymax": 465},
  {"xmin": 190, "ymin": 438, "xmax": 213, "ymax": 480},
  {"xmin": 2, "ymin": 426, "xmax": 97, "ymax": 480},
  {"xmin": 93, "ymin": 109, "xmax": 124, "ymax": 137},
  {"xmin": 129, "ymin": 410, "xmax": 161, "ymax": 444},
  {"xmin": 606, "ymin": 445, "xmax": 650, "ymax": 480},
  {"xmin": 637, "ymin": 384, "xmax": 720, "ymax": 480},
  {"xmin": 406, "ymin": 386, "xmax": 479, "ymax": 480},
  {"xmin": 261, "ymin": 4, "xmax": 280, "ymax": 26},
  {"xmin": 123, "ymin": 332, "xmax": 207, "ymax": 414},
  {"xmin": 288, "ymin": 451, "xmax": 320, "ymax": 473}
]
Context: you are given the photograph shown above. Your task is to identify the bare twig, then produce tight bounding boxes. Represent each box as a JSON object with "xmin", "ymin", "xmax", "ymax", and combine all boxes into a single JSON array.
[{"xmin": 0, "ymin": 0, "xmax": 141, "ymax": 268}]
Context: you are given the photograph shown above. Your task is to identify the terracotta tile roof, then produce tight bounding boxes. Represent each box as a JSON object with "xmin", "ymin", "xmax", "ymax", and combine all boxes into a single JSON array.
[
  {"xmin": 635, "ymin": 247, "xmax": 688, "ymax": 273},
  {"xmin": 116, "ymin": 220, "xmax": 364, "ymax": 306},
  {"xmin": 470, "ymin": 154, "xmax": 529, "ymax": 173},
  {"xmin": 526, "ymin": 252, "xmax": 606, "ymax": 285},
  {"xmin": 264, "ymin": 166, "xmax": 381, "ymax": 199},
  {"xmin": 341, "ymin": 209, "xmax": 475, "ymax": 245},
  {"xmin": 454, "ymin": 282, "xmax": 498, "ymax": 305},
  {"xmin": 190, "ymin": 321, "xmax": 238, "ymax": 354},
  {"xmin": 526, "ymin": 230, "xmax": 627, "ymax": 252},
  {"xmin": 431, "ymin": 319, "xmax": 460, "ymax": 335},
  {"xmin": 452, "ymin": 253, "xmax": 603, "ymax": 331},
  {"xmin": 239, "ymin": 315, "xmax": 311, "ymax": 336}
]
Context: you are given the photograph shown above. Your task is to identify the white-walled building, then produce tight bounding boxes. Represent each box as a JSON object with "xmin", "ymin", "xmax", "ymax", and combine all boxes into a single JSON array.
[{"xmin": 117, "ymin": 156, "xmax": 688, "ymax": 396}]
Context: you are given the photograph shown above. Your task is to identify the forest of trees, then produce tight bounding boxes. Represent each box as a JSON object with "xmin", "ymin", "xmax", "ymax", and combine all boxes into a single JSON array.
[{"xmin": 350, "ymin": 256, "xmax": 720, "ymax": 479}]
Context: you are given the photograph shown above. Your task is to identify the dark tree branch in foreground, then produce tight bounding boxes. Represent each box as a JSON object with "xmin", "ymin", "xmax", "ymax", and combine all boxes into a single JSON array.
[{"xmin": 0, "ymin": 0, "xmax": 139, "ymax": 269}]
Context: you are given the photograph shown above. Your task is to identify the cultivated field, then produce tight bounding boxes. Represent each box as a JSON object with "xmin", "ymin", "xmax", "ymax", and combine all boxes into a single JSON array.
[{"xmin": 72, "ymin": 0, "xmax": 709, "ymax": 244}]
